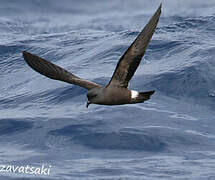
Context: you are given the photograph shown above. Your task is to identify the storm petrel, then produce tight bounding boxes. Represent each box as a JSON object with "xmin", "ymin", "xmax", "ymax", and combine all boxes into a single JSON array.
[{"xmin": 23, "ymin": 4, "xmax": 161, "ymax": 108}]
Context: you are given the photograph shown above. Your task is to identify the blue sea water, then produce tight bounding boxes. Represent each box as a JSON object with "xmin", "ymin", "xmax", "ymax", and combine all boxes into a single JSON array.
[{"xmin": 1, "ymin": 0, "xmax": 215, "ymax": 179}]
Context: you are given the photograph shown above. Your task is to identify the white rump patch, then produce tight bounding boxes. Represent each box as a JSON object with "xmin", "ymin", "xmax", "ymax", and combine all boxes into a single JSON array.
[{"xmin": 131, "ymin": 90, "xmax": 139, "ymax": 99}]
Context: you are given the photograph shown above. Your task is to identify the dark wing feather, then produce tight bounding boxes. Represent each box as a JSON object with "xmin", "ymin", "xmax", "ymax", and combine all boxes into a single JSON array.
[
  {"xmin": 23, "ymin": 51, "xmax": 101, "ymax": 90},
  {"xmin": 107, "ymin": 4, "xmax": 161, "ymax": 88}
]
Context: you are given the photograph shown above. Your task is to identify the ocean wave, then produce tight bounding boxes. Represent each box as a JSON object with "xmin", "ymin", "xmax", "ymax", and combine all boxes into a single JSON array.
[
  {"xmin": 49, "ymin": 124, "xmax": 166, "ymax": 151},
  {"xmin": 1, "ymin": 1, "xmax": 215, "ymax": 179}
]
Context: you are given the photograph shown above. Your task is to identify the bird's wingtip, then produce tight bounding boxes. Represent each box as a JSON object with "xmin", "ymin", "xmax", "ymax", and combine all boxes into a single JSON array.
[
  {"xmin": 158, "ymin": 3, "xmax": 162, "ymax": 12},
  {"xmin": 23, "ymin": 51, "xmax": 35, "ymax": 61},
  {"xmin": 22, "ymin": 51, "xmax": 29, "ymax": 57}
]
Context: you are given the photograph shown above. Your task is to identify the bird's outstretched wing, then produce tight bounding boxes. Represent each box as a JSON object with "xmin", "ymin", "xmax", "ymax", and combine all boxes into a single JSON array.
[
  {"xmin": 107, "ymin": 4, "xmax": 161, "ymax": 88},
  {"xmin": 23, "ymin": 51, "xmax": 101, "ymax": 90}
]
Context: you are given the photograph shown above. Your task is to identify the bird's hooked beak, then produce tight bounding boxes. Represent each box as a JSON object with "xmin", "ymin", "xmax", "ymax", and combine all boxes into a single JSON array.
[{"xmin": 86, "ymin": 101, "xmax": 91, "ymax": 108}]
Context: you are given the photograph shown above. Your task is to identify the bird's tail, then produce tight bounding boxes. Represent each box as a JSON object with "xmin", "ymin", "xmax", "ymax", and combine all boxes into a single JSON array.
[{"xmin": 136, "ymin": 90, "xmax": 155, "ymax": 103}]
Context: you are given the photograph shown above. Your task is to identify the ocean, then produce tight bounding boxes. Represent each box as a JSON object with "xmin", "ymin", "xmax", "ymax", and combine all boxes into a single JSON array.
[{"xmin": 0, "ymin": 0, "xmax": 215, "ymax": 179}]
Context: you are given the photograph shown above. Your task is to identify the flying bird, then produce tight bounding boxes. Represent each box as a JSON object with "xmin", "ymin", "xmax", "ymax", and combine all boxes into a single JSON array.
[{"xmin": 23, "ymin": 4, "xmax": 161, "ymax": 108}]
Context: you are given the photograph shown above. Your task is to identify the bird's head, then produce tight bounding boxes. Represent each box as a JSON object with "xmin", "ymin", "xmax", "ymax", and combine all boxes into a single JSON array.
[{"xmin": 86, "ymin": 88, "xmax": 103, "ymax": 108}]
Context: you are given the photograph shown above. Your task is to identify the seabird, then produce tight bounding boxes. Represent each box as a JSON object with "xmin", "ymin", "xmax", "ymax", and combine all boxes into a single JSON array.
[{"xmin": 23, "ymin": 4, "xmax": 161, "ymax": 108}]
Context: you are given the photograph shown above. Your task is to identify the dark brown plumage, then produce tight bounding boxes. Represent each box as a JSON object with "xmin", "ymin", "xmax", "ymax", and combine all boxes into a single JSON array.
[
  {"xmin": 23, "ymin": 51, "xmax": 100, "ymax": 90},
  {"xmin": 23, "ymin": 4, "xmax": 162, "ymax": 108},
  {"xmin": 108, "ymin": 4, "xmax": 161, "ymax": 88}
]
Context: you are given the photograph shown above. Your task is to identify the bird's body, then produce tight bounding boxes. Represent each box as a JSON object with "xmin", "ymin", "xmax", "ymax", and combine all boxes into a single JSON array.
[
  {"xmin": 87, "ymin": 87, "xmax": 155, "ymax": 107},
  {"xmin": 23, "ymin": 4, "xmax": 162, "ymax": 108},
  {"xmin": 87, "ymin": 87, "xmax": 131, "ymax": 105}
]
